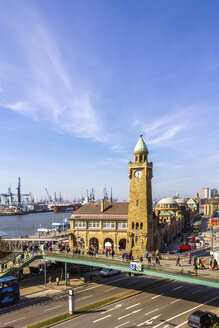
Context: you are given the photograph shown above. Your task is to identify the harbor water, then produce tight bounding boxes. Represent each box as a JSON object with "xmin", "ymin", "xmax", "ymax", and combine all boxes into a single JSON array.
[{"xmin": 0, "ymin": 212, "xmax": 72, "ymax": 238}]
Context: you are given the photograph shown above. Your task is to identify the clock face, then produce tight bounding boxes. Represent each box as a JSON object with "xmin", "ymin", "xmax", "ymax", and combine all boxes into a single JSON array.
[{"xmin": 134, "ymin": 170, "xmax": 142, "ymax": 178}]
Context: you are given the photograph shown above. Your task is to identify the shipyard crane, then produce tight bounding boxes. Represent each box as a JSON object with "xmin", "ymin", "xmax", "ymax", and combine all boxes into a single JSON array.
[{"xmin": 45, "ymin": 188, "xmax": 52, "ymax": 203}]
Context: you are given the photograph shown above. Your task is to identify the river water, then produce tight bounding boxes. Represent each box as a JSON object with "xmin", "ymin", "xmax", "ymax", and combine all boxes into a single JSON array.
[{"xmin": 0, "ymin": 212, "xmax": 72, "ymax": 238}]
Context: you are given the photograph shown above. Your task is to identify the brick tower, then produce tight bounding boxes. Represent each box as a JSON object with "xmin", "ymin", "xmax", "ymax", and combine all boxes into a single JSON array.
[{"xmin": 127, "ymin": 135, "xmax": 154, "ymax": 252}]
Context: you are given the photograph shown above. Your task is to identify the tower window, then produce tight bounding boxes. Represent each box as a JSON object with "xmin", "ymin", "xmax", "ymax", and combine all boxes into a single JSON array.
[
  {"xmin": 140, "ymin": 222, "xmax": 143, "ymax": 229},
  {"xmin": 132, "ymin": 222, "xmax": 134, "ymax": 229},
  {"xmin": 140, "ymin": 155, "xmax": 142, "ymax": 161},
  {"xmin": 136, "ymin": 222, "xmax": 139, "ymax": 229},
  {"xmin": 135, "ymin": 156, "xmax": 138, "ymax": 162},
  {"xmin": 135, "ymin": 236, "xmax": 139, "ymax": 243},
  {"xmin": 136, "ymin": 200, "xmax": 139, "ymax": 207}
]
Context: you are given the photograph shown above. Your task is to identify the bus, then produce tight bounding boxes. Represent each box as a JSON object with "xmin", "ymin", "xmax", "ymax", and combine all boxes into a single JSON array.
[
  {"xmin": 0, "ymin": 276, "xmax": 20, "ymax": 307},
  {"xmin": 193, "ymin": 221, "xmax": 201, "ymax": 233}
]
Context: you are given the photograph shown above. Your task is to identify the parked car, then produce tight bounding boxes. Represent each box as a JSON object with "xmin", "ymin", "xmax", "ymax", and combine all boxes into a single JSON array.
[
  {"xmin": 188, "ymin": 310, "xmax": 218, "ymax": 328},
  {"xmin": 100, "ymin": 268, "xmax": 120, "ymax": 277}
]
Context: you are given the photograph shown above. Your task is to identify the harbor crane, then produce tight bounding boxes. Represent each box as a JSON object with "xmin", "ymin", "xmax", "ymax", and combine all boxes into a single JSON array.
[{"xmin": 45, "ymin": 188, "xmax": 52, "ymax": 203}]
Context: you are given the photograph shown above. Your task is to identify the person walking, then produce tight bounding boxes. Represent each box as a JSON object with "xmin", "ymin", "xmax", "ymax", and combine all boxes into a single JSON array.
[
  {"xmin": 176, "ymin": 255, "xmax": 181, "ymax": 267},
  {"xmin": 187, "ymin": 253, "xmax": 192, "ymax": 264},
  {"xmin": 201, "ymin": 258, "xmax": 205, "ymax": 269}
]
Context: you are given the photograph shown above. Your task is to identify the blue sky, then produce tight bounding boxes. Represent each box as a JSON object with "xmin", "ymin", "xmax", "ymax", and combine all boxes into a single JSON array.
[{"xmin": 0, "ymin": 0, "xmax": 218, "ymax": 202}]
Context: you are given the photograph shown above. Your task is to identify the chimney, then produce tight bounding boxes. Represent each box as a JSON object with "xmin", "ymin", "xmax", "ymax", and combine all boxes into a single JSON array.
[{"xmin": 101, "ymin": 199, "xmax": 104, "ymax": 212}]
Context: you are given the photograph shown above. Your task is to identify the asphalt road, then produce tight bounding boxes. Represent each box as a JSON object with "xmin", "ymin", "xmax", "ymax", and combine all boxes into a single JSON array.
[
  {"xmin": 52, "ymin": 280, "xmax": 219, "ymax": 328},
  {"xmin": 0, "ymin": 273, "xmax": 160, "ymax": 327}
]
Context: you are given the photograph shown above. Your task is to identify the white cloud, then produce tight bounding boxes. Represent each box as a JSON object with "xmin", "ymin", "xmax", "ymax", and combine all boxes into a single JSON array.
[
  {"xmin": 148, "ymin": 125, "xmax": 183, "ymax": 144},
  {"xmin": 134, "ymin": 113, "xmax": 185, "ymax": 146},
  {"xmin": 0, "ymin": 3, "xmax": 104, "ymax": 143}
]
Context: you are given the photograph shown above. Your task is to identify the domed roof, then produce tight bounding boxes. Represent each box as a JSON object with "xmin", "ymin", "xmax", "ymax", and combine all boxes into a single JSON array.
[
  {"xmin": 134, "ymin": 135, "xmax": 148, "ymax": 154},
  {"xmin": 157, "ymin": 197, "xmax": 178, "ymax": 205},
  {"xmin": 175, "ymin": 198, "xmax": 186, "ymax": 205}
]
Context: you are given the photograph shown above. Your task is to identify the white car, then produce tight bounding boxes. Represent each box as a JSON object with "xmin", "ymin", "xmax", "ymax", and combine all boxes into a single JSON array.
[{"xmin": 100, "ymin": 268, "xmax": 120, "ymax": 277}]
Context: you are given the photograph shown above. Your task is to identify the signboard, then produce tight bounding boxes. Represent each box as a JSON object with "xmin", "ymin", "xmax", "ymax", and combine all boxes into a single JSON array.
[{"xmin": 130, "ymin": 262, "xmax": 143, "ymax": 272}]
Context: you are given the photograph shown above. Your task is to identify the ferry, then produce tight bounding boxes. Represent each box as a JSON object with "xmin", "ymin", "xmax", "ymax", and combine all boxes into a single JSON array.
[
  {"xmin": 37, "ymin": 228, "xmax": 52, "ymax": 234},
  {"xmin": 51, "ymin": 218, "xmax": 70, "ymax": 231}
]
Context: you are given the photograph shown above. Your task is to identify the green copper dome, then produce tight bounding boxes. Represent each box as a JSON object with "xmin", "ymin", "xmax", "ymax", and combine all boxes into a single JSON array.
[
  {"xmin": 134, "ymin": 135, "xmax": 149, "ymax": 154},
  {"xmin": 157, "ymin": 197, "xmax": 178, "ymax": 205}
]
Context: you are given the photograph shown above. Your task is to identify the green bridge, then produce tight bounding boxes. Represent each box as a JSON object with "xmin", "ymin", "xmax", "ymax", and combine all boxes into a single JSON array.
[{"xmin": 0, "ymin": 251, "xmax": 218, "ymax": 289}]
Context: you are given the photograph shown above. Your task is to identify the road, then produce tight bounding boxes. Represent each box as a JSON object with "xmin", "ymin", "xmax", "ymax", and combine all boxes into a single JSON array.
[
  {"xmin": 0, "ymin": 273, "xmax": 160, "ymax": 327},
  {"xmin": 0, "ymin": 272, "xmax": 218, "ymax": 328},
  {"xmin": 52, "ymin": 280, "xmax": 219, "ymax": 328}
]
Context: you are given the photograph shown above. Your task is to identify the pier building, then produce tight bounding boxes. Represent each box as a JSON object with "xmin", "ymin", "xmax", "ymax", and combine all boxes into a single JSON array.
[{"xmin": 69, "ymin": 135, "xmax": 198, "ymax": 254}]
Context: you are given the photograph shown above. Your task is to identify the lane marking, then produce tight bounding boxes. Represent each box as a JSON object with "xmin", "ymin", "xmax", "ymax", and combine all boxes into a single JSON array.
[
  {"xmin": 44, "ymin": 304, "xmax": 63, "ymax": 312},
  {"xmin": 151, "ymin": 294, "xmax": 163, "ymax": 299},
  {"xmin": 192, "ymin": 289, "xmax": 202, "ymax": 294},
  {"xmin": 172, "ymin": 286, "xmax": 183, "ymax": 291},
  {"xmin": 78, "ymin": 295, "xmax": 92, "ymax": 300},
  {"xmin": 125, "ymin": 303, "xmax": 140, "ymax": 309},
  {"xmin": 118, "ymin": 308, "xmax": 142, "ymax": 320},
  {"xmin": 175, "ymin": 321, "xmax": 187, "ymax": 328},
  {"xmin": 3, "ymin": 316, "xmax": 26, "ymax": 325},
  {"xmin": 137, "ymin": 314, "xmax": 161, "ymax": 326},
  {"xmin": 128, "ymin": 279, "xmax": 139, "ymax": 284},
  {"xmin": 93, "ymin": 314, "xmax": 111, "ymax": 323},
  {"xmin": 105, "ymin": 287, "xmax": 116, "ymax": 292},
  {"xmin": 106, "ymin": 277, "xmax": 128, "ymax": 284},
  {"xmin": 114, "ymin": 322, "xmax": 130, "ymax": 328},
  {"xmin": 153, "ymin": 295, "xmax": 219, "ymax": 328},
  {"xmin": 101, "ymin": 304, "xmax": 122, "ymax": 314},
  {"xmin": 144, "ymin": 308, "xmax": 159, "ymax": 316},
  {"xmin": 171, "ymin": 299, "xmax": 181, "ymax": 304}
]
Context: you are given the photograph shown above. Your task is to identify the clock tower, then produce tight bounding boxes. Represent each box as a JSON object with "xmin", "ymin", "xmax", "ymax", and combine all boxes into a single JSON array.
[{"xmin": 127, "ymin": 135, "xmax": 154, "ymax": 252}]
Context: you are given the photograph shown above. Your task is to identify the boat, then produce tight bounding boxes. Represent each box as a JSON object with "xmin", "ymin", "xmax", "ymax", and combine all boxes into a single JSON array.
[
  {"xmin": 51, "ymin": 218, "xmax": 70, "ymax": 231},
  {"xmin": 37, "ymin": 228, "xmax": 52, "ymax": 234}
]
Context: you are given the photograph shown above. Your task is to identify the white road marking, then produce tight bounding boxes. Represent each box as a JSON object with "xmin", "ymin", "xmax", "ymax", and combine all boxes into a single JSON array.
[
  {"xmin": 125, "ymin": 302, "xmax": 140, "ymax": 309},
  {"xmin": 137, "ymin": 314, "xmax": 161, "ymax": 326},
  {"xmin": 105, "ymin": 287, "xmax": 116, "ymax": 291},
  {"xmin": 44, "ymin": 304, "xmax": 63, "ymax": 312},
  {"xmin": 172, "ymin": 286, "xmax": 183, "ymax": 291},
  {"xmin": 3, "ymin": 317, "xmax": 26, "ymax": 325},
  {"xmin": 175, "ymin": 321, "xmax": 187, "ymax": 328},
  {"xmin": 153, "ymin": 295, "xmax": 219, "ymax": 328},
  {"xmin": 101, "ymin": 304, "xmax": 122, "ymax": 314},
  {"xmin": 106, "ymin": 277, "xmax": 128, "ymax": 284},
  {"xmin": 128, "ymin": 279, "xmax": 139, "ymax": 284},
  {"xmin": 163, "ymin": 326, "xmax": 170, "ymax": 328},
  {"xmin": 151, "ymin": 294, "xmax": 163, "ymax": 299},
  {"xmin": 93, "ymin": 314, "xmax": 111, "ymax": 323},
  {"xmin": 118, "ymin": 308, "xmax": 142, "ymax": 320},
  {"xmin": 192, "ymin": 289, "xmax": 202, "ymax": 294},
  {"xmin": 144, "ymin": 308, "xmax": 159, "ymax": 316},
  {"xmin": 114, "ymin": 322, "xmax": 130, "ymax": 328},
  {"xmin": 171, "ymin": 299, "xmax": 181, "ymax": 304},
  {"xmin": 78, "ymin": 295, "xmax": 92, "ymax": 300}
]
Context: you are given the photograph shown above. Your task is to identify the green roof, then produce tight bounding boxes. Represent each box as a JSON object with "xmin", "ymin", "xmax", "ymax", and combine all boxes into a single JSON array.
[
  {"xmin": 158, "ymin": 197, "xmax": 178, "ymax": 205},
  {"xmin": 159, "ymin": 211, "xmax": 171, "ymax": 216},
  {"xmin": 134, "ymin": 135, "xmax": 148, "ymax": 154},
  {"xmin": 175, "ymin": 198, "xmax": 186, "ymax": 205}
]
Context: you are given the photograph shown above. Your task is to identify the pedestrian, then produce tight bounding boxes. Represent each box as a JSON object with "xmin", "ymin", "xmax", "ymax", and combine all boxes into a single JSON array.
[
  {"xmin": 187, "ymin": 253, "xmax": 192, "ymax": 264},
  {"xmin": 201, "ymin": 258, "xmax": 205, "ymax": 269},
  {"xmin": 48, "ymin": 276, "xmax": 52, "ymax": 285},
  {"xmin": 194, "ymin": 263, "xmax": 198, "ymax": 275},
  {"xmin": 176, "ymin": 255, "xmax": 181, "ymax": 267},
  {"xmin": 155, "ymin": 255, "xmax": 160, "ymax": 265},
  {"xmin": 112, "ymin": 250, "xmax": 115, "ymax": 258},
  {"xmin": 1, "ymin": 263, "xmax": 4, "ymax": 272},
  {"xmin": 145, "ymin": 251, "xmax": 149, "ymax": 261}
]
